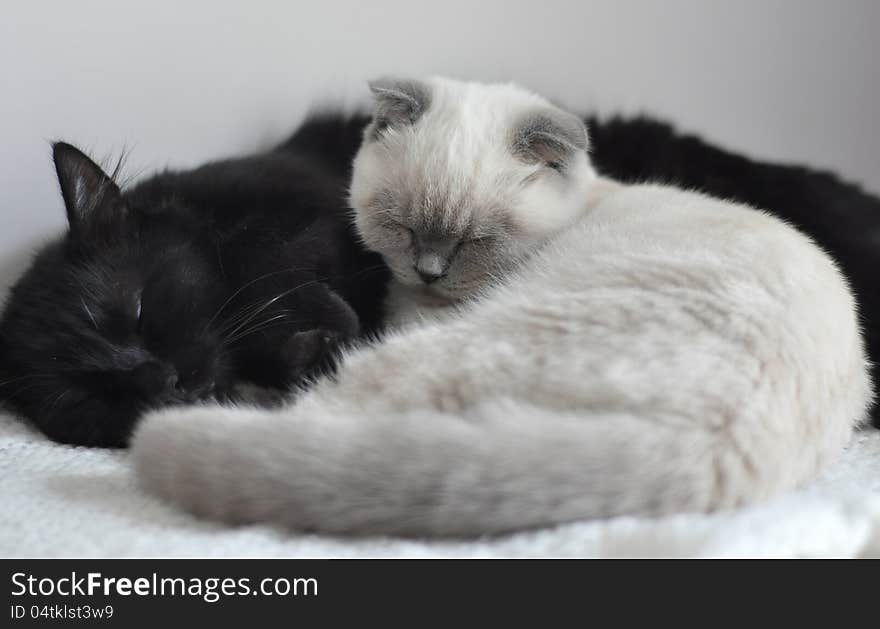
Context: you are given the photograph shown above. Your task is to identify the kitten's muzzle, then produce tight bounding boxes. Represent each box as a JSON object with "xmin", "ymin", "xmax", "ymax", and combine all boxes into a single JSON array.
[
  {"xmin": 414, "ymin": 237, "xmax": 457, "ymax": 285},
  {"xmin": 416, "ymin": 264, "xmax": 445, "ymax": 285}
]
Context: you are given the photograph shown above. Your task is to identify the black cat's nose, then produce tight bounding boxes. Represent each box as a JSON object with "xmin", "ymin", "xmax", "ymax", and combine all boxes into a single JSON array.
[
  {"xmin": 129, "ymin": 361, "xmax": 179, "ymax": 397},
  {"xmin": 417, "ymin": 269, "xmax": 443, "ymax": 284}
]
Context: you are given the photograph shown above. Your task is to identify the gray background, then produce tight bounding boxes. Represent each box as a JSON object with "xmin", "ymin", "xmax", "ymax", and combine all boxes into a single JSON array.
[{"xmin": 2, "ymin": 0, "xmax": 877, "ymax": 290}]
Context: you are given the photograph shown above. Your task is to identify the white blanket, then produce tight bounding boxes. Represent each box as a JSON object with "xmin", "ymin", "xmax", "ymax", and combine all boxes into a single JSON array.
[{"xmin": 2, "ymin": 410, "xmax": 879, "ymax": 558}]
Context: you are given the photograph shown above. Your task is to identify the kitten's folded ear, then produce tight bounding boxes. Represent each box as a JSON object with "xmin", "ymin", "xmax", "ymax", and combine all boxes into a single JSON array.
[
  {"xmin": 512, "ymin": 107, "xmax": 589, "ymax": 170},
  {"xmin": 52, "ymin": 142, "xmax": 127, "ymax": 239},
  {"xmin": 368, "ymin": 77, "xmax": 431, "ymax": 135}
]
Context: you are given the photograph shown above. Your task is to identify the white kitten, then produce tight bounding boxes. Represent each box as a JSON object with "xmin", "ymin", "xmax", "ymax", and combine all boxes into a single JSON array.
[{"xmin": 131, "ymin": 78, "xmax": 873, "ymax": 537}]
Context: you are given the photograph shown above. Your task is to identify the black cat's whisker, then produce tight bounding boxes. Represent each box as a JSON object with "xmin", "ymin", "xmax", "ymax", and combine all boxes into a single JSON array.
[
  {"xmin": 224, "ymin": 314, "xmax": 307, "ymax": 346},
  {"xmin": 213, "ymin": 298, "xmax": 298, "ymax": 336},
  {"xmin": 215, "ymin": 290, "xmax": 307, "ymax": 338},
  {"xmin": 218, "ymin": 307, "xmax": 302, "ymax": 333},
  {"xmin": 80, "ymin": 297, "xmax": 99, "ymax": 330},
  {"xmin": 228, "ymin": 323, "xmax": 309, "ymax": 347},
  {"xmin": 213, "ymin": 299, "xmax": 297, "ymax": 339},
  {"xmin": 2, "ymin": 381, "xmax": 53, "ymax": 400},
  {"xmin": 209, "ymin": 263, "xmax": 384, "ymax": 338},
  {"xmin": 74, "ymin": 274, "xmax": 101, "ymax": 303},
  {"xmin": 228, "ymin": 320, "xmax": 310, "ymax": 345},
  {"xmin": 221, "ymin": 306, "xmax": 311, "ymax": 343},
  {"xmin": 222, "ymin": 311, "xmax": 294, "ymax": 342},
  {"xmin": 0, "ymin": 374, "xmax": 53, "ymax": 389},
  {"xmin": 42, "ymin": 387, "xmax": 72, "ymax": 415},
  {"xmin": 220, "ymin": 278, "xmax": 327, "ymax": 341},
  {"xmin": 204, "ymin": 267, "xmax": 312, "ymax": 332}
]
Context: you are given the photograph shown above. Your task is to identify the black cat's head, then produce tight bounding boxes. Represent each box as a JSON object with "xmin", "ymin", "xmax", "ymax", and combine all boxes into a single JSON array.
[{"xmin": 0, "ymin": 143, "xmax": 233, "ymax": 447}]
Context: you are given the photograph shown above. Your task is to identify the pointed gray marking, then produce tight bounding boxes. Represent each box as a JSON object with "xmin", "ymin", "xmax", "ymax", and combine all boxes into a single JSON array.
[
  {"xmin": 512, "ymin": 107, "xmax": 588, "ymax": 168},
  {"xmin": 368, "ymin": 78, "xmax": 432, "ymax": 138}
]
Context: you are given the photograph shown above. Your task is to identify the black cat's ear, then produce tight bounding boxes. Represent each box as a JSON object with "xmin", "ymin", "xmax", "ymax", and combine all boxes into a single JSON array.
[
  {"xmin": 512, "ymin": 107, "xmax": 589, "ymax": 170},
  {"xmin": 52, "ymin": 142, "xmax": 125, "ymax": 234},
  {"xmin": 368, "ymin": 77, "xmax": 431, "ymax": 136}
]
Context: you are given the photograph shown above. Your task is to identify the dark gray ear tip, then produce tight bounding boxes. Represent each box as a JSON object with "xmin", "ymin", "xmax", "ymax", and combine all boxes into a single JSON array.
[
  {"xmin": 574, "ymin": 125, "xmax": 589, "ymax": 151},
  {"xmin": 367, "ymin": 77, "xmax": 428, "ymax": 97},
  {"xmin": 52, "ymin": 141, "xmax": 123, "ymax": 228},
  {"xmin": 52, "ymin": 141, "xmax": 86, "ymax": 169},
  {"xmin": 367, "ymin": 77, "xmax": 431, "ymax": 133},
  {"xmin": 368, "ymin": 77, "xmax": 398, "ymax": 93},
  {"xmin": 513, "ymin": 107, "xmax": 590, "ymax": 165},
  {"xmin": 52, "ymin": 142, "xmax": 110, "ymax": 189},
  {"xmin": 52, "ymin": 140, "xmax": 75, "ymax": 155},
  {"xmin": 557, "ymin": 110, "xmax": 589, "ymax": 151}
]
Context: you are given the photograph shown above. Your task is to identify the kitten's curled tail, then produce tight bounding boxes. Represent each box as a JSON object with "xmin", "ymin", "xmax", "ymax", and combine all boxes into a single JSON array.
[{"xmin": 130, "ymin": 394, "xmax": 825, "ymax": 537}]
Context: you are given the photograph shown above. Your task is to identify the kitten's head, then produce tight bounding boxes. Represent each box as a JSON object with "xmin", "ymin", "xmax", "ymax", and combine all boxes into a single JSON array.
[
  {"xmin": 350, "ymin": 76, "xmax": 596, "ymax": 299},
  {"xmin": 0, "ymin": 144, "xmax": 232, "ymax": 446}
]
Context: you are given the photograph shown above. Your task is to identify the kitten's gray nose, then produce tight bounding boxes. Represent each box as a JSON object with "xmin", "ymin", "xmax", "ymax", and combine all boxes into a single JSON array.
[
  {"xmin": 415, "ymin": 252, "xmax": 447, "ymax": 284},
  {"xmin": 417, "ymin": 269, "xmax": 443, "ymax": 284}
]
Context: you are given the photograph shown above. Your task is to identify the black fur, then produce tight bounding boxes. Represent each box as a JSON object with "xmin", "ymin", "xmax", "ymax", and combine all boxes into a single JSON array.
[
  {"xmin": 283, "ymin": 112, "xmax": 880, "ymax": 427},
  {"xmin": 0, "ymin": 134, "xmax": 389, "ymax": 447}
]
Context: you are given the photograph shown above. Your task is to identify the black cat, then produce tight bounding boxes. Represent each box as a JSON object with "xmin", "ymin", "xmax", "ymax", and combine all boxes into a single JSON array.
[
  {"xmin": 0, "ymin": 135, "xmax": 389, "ymax": 447},
  {"xmin": 290, "ymin": 112, "xmax": 880, "ymax": 428}
]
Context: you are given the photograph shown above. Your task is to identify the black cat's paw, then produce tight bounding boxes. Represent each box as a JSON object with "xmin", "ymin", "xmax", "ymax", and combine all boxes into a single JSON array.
[
  {"xmin": 281, "ymin": 328, "xmax": 340, "ymax": 377},
  {"xmin": 281, "ymin": 328, "xmax": 348, "ymax": 380}
]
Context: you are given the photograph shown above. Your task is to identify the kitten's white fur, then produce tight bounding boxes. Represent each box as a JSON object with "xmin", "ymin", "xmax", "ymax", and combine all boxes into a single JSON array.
[{"xmin": 131, "ymin": 78, "xmax": 873, "ymax": 537}]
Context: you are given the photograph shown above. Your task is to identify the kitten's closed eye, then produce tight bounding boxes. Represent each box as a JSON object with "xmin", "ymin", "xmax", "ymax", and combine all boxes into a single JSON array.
[{"xmin": 380, "ymin": 218, "xmax": 414, "ymax": 247}]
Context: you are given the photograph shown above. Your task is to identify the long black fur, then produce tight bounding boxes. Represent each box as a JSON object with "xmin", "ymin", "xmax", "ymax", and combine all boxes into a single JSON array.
[{"xmin": 0, "ymin": 133, "xmax": 389, "ymax": 447}]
